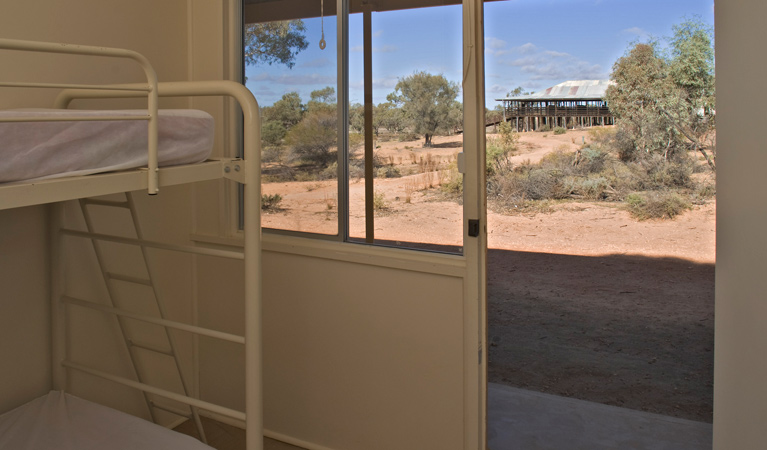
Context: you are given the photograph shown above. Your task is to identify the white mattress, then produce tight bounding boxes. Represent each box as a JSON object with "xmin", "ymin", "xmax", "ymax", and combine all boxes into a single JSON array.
[
  {"xmin": 0, "ymin": 391, "xmax": 213, "ymax": 450},
  {"xmin": 0, "ymin": 109, "xmax": 214, "ymax": 183}
]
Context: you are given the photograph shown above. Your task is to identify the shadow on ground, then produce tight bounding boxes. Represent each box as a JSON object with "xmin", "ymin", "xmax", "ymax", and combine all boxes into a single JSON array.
[{"xmin": 488, "ymin": 249, "xmax": 714, "ymax": 423}]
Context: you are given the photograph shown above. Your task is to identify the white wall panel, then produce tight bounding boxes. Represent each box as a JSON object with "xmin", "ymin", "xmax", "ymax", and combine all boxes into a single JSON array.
[
  {"xmin": 197, "ymin": 246, "xmax": 466, "ymax": 450},
  {"xmin": 714, "ymin": 0, "xmax": 767, "ymax": 448},
  {"xmin": 0, "ymin": 207, "xmax": 50, "ymax": 412}
]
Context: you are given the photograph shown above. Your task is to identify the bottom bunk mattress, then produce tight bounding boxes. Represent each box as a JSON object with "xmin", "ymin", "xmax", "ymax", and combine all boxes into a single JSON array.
[
  {"xmin": 0, "ymin": 109, "xmax": 214, "ymax": 184},
  {"xmin": 0, "ymin": 391, "xmax": 213, "ymax": 450}
]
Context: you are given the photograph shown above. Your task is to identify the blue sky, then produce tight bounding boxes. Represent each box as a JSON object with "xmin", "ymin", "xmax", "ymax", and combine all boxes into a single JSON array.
[{"xmin": 245, "ymin": 0, "xmax": 714, "ymax": 108}]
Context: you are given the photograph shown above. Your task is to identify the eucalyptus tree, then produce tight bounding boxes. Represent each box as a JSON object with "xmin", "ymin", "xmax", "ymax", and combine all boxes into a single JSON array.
[{"xmin": 388, "ymin": 72, "xmax": 460, "ymax": 147}]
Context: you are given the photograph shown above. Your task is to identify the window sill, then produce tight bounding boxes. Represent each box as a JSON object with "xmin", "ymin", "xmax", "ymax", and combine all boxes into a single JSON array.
[{"xmin": 190, "ymin": 231, "xmax": 466, "ymax": 277}]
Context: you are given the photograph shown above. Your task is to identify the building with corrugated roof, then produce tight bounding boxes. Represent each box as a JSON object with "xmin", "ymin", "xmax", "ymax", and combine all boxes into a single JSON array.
[{"xmin": 496, "ymin": 80, "xmax": 614, "ymax": 131}]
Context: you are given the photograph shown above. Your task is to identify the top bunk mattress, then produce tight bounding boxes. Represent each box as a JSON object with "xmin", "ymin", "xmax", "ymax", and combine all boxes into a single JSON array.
[
  {"xmin": 0, "ymin": 109, "xmax": 214, "ymax": 184},
  {"xmin": 0, "ymin": 391, "xmax": 213, "ymax": 450}
]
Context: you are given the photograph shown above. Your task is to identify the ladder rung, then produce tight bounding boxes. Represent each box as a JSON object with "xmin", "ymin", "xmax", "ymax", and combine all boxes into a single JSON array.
[
  {"xmin": 129, "ymin": 339, "xmax": 175, "ymax": 357},
  {"xmin": 150, "ymin": 401, "xmax": 193, "ymax": 419},
  {"xmin": 62, "ymin": 295, "xmax": 246, "ymax": 344},
  {"xmin": 81, "ymin": 198, "xmax": 130, "ymax": 208},
  {"xmin": 106, "ymin": 272, "xmax": 153, "ymax": 286}
]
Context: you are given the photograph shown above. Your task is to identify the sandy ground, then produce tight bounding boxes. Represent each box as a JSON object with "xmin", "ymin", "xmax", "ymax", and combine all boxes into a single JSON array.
[{"xmin": 262, "ymin": 128, "xmax": 715, "ymax": 423}]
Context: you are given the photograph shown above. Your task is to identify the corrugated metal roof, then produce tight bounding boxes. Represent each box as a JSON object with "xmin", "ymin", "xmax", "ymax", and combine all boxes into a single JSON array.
[{"xmin": 496, "ymin": 80, "xmax": 614, "ymax": 101}]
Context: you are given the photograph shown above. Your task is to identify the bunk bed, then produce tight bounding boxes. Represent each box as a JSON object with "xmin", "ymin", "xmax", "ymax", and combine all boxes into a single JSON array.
[{"xmin": 0, "ymin": 38, "xmax": 264, "ymax": 450}]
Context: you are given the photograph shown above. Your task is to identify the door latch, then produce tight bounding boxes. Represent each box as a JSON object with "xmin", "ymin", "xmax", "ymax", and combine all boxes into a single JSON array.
[{"xmin": 468, "ymin": 219, "xmax": 480, "ymax": 237}]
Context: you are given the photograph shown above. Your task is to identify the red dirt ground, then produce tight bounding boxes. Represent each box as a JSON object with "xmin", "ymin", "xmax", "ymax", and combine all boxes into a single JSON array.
[{"xmin": 262, "ymin": 129, "xmax": 716, "ymax": 423}]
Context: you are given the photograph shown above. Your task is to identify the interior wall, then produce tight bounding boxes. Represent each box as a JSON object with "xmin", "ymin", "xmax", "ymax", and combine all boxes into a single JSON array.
[
  {"xmin": 0, "ymin": 0, "xmax": 193, "ymax": 414},
  {"xmin": 714, "ymin": 0, "xmax": 767, "ymax": 448},
  {"xmin": 196, "ymin": 243, "xmax": 467, "ymax": 450},
  {"xmin": 0, "ymin": 207, "xmax": 50, "ymax": 413}
]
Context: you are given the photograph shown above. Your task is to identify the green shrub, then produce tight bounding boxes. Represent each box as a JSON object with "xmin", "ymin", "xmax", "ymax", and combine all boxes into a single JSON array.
[
  {"xmin": 497, "ymin": 120, "xmax": 519, "ymax": 150},
  {"xmin": 565, "ymin": 175, "xmax": 610, "ymax": 200},
  {"xmin": 587, "ymin": 127, "xmax": 616, "ymax": 148},
  {"xmin": 261, "ymin": 193, "xmax": 283, "ymax": 211},
  {"xmin": 262, "ymin": 120, "xmax": 286, "ymax": 147},
  {"xmin": 440, "ymin": 166, "xmax": 463, "ymax": 195},
  {"xmin": 538, "ymin": 124, "xmax": 551, "ymax": 132},
  {"xmin": 538, "ymin": 150, "xmax": 574, "ymax": 172},
  {"xmin": 553, "ymin": 126, "xmax": 566, "ymax": 135},
  {"xmin": 486, "ymin": 138, "xmax": 509, "ymax": 175},
  {"xmin": 373, "ymin": 191, "xmax": 389, "ymax": 211},
  {"xmin": 574, "ymin": 148, "xmax": 609, "ymax": 174},
  {"xmin": 398, "ymin": 132, "xmax": 421, "ymax": 142}
]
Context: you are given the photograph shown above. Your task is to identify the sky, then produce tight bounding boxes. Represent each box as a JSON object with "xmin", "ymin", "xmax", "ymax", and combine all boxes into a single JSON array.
[{"xmin": 245, "ymin": 0, "xmax": 715, "ymax": 109}]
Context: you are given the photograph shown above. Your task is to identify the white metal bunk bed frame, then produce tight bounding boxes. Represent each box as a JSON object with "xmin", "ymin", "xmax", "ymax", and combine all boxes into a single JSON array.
[{"xmin": 0, "ymin": 38, "xmax": 264, "ymax": 450}]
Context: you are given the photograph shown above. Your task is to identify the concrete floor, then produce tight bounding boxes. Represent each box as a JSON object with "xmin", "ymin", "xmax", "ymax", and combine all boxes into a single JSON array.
[
  {"xmin": 488, "ymin": 383, "xmax": 712, "ymax": 450},
  {"xmin": 178, "ymin": 384, "xmax": 712, "ymax": 449}
]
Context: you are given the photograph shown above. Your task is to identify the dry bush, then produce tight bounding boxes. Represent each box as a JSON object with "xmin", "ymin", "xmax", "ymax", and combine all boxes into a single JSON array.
[
  {"xmin": 418, "ymin": 153, "xmax": 439, "ymax": 173},
  {"xmin": 376, "ymin": 165, "xmax": 402, "ymax": 178},
  {"xmin": 324, "ymin": 194, "xmax": 336, "ymax": 210},
  {"xmin": 625, "ymin": 191, "xmax": 691, "ymax": 220},
  {"xmin": 261, "ymin": 193, "xmax": 283, "ymax": 211},
  {"xmin": 587, "ymin": 127, "xmax": 616, "ymax": 148},
  {"xmin": 404, "ymin": 179, "xmax": 418, "ymax": 203},
  {"xmin": 440, "ymin": 165, "xmax": 463, "ymax": 196},
  {"xmin": 373, "ymin": 191, "xmax": 389, "ymax": 211}
]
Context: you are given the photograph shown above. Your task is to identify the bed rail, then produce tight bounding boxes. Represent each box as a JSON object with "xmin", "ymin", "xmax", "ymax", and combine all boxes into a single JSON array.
[
  {"xmin": 0, "ymin": 38, "xmax": 266, "ymax": 449},
  {"xmin": 51, "ymin": 79, "xmax": 263, "ymax": 450},
  {"xmin": 0, "ymin": 38, "xmax": 160, "ymax": 194}
]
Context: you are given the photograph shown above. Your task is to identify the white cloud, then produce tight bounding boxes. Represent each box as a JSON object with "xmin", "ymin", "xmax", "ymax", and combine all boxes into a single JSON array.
[
  {"xmin": 301, "ymin": 58, "xmax": 332, "ymax": 68},
  {"xmin": 487, "ymin": 37, "xmax": 507, "ymax": 50},
  {"xmin": 250, "ymin": 72, "xmax": 336, "ymax": 86},
  {"xmin": 351, "ymin": 44, "xmax": 398, "ymax": 53},
  {"xmin": 485, "ymin": 37, "xmax": 509, "ymax": 57},
  {"xmin": 544, "ymin": 50, "xmax": 570, "ymax": 58},
  {"xmin": 499, "ymin": 44, "xmax": 607, "ymax": 82},
  {"xmin": 488, "ymin": 84, "xmax": 508, "ymax": 94},
  {"xmin": 350, "ymin": 76, "xmax": 399, "ymax": 91},
  {"xmin": 515, "ymin": 43, "xmax": 538, "ymax": 54},
  {"xmin": 623, "ymin": 26, "xmax": 647, "ymax": 36}
]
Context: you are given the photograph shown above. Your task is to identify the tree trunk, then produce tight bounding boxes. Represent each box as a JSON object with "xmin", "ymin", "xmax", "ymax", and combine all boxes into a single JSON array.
[{"xmin": 424, "ymin": 133, "xmax": 432, "ymax": 147}]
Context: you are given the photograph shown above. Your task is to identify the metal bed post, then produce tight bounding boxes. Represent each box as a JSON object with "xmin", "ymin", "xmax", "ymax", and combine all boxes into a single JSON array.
[
  {"xmin": 241, "ymin": 86, "xmax": 263, "ymax": 450},
  {"xmin": 0, "ymin": 38, "xmax": 160, "ymax": 196},
  {"xmin": 53, "ymin": 80, "xmax": 262, "ymax": 450},
  {"xmin": 50, "ymin": 203, "xmax": 67, "ymax": 392}
]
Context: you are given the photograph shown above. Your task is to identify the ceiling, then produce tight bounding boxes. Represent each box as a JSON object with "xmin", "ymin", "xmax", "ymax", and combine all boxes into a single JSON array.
[{"xmin": 244, "ymin": 0, "xmax": 476, "ymax": 23}]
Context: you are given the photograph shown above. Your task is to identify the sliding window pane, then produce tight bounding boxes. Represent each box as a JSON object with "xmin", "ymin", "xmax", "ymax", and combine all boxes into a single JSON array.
[
  {"xmin": 348, "ymin": 5, "xmax": 463, "ymax": 253},
  {"xmin": 245, "ymin": 14, "xmax": 339, "ymax": 236}
]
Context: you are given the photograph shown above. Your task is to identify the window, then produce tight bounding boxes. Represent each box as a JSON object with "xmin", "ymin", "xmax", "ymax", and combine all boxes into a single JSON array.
[{"xmin": 244, "ymin": 0, "xmax": 465, "ymax": 253}]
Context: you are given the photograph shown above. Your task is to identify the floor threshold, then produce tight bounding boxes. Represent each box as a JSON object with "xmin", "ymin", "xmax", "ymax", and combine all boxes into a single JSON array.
[{"xmin": 488, "ymin": 383, "xmax": 712, "ymax": 450}]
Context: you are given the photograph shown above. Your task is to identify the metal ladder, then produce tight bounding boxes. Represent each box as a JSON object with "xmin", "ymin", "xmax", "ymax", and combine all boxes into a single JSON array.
[{"xmin": 78, "ymin": 192, "xmax": 207, "ymax": 444}]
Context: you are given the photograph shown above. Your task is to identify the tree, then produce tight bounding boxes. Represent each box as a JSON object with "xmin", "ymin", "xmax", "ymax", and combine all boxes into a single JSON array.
[
  {"xmin": 244, "ymin": 21, "xmax": 309, "ymax": 69},
  {"xmin": 263, "ymin": 92, "xmax": 305, "ymax": 129},
  {"xmin": 669, "ymin": 18, "xmax": 715, "ymax": 115},
  {"xmin": 605, "ymin": 42, "xmax": 678, "ymax": 158},
  {"xmin": 375, "ymin": 101, "xmax": 405, "ymax": 134},
  {"xmin": 349, "ymin": 103, "xmax": 365, "ymax": 134},
  {"xmin": 668, "ymin": 17, "xmax": 716, "ymax": 147},
  {"xmin": 285, "ymin": 109, "xmax": 337, "ymax": 167},
  {"xmin": 262, "ymin": 121, "xmax": 287, "ymax": 147},
  {"xmin": 388, "ymin": 72, "xmax": 460, "ymax": 147},
  {"xmin": 285, "ymin": 87, "xmax": 337, "ymax": 167},
  {"xmin": 605, "ymin": 18, "xmax": 716, "ymax": 169},
  {"xmin": 507, "ymin": 86, "xmax": 528, "ymax": 97},
  {"xmin": 307, "ymin": 86, "xmax": 336, "ymax": 113}
]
